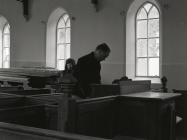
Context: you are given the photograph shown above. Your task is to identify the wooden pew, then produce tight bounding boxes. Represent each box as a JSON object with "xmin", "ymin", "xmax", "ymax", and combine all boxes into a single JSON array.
[
  {"xmin": 116, "ymin": 92, "xmax": 181, "ymax": 140},
  {"xmin": 29, "ymin": 93, "xmax": 77, "ymax": 131},
  {"xmin": 0, "ymin": 97, "xmax": 48, "ymax": 128},
  {"xmin": 0, "ymin": 75, "xmax": 29, "ymax": 88},
  {"xmin": 0, "ymin": 122, "xmax": 110, "ymax": 140},
  {"xmin": 172, "ymin": 89, "xmax": 187, "ymax": 137},
  {"xmin": 0, "ymin": 93, "xmax": 59, "ymax": 130},
  {"xmin": 67, "ymin": 92, "xmax": 180, "ymax": 140},
  {"xmin": 67, "ymin": 96, "xmax": 117, "ymax": 138},
  {"xmin": 0, "ymin": 68, "xmax": 59, "ymax": 88}
]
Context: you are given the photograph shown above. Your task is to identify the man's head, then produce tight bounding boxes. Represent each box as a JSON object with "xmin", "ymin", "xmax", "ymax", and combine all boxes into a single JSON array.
[{"xmin": 94, "ymin": 43, "xmax": 110, "ymax": 62}]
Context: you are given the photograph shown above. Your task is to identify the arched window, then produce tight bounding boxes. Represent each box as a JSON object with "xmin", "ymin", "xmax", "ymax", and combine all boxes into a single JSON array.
[
  {"xmin": 136, "ymin": 2, "xmax": 160, "ymax": 77},
  {"xmin": 2, "ymin": 23, "xmax": 10, "ymax": 68},
  {"xmin": 56, "ymin": 14, "xmax": 71, "ymax": 70},
  {"xmin": 46, "ymin": 8, "xmax": 71, "ymax": 70}
]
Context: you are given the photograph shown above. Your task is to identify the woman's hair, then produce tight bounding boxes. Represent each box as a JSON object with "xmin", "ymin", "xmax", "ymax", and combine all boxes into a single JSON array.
[{"xmin": 65, "ymin": 58, "xmax": 76, "ymax": 71}]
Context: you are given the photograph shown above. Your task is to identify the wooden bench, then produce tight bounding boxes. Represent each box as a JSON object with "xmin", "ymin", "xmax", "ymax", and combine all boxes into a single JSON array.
[
  {"xmin": 67, "ymin": 96, "xmax": 117, "ymax": 138},
  {"xmin": 0, "ymin": 94, "xmax": 59, "ymax": 130},
  {"xmin": 0, "ymin": 68, "xmax": 59, "ymax": 88},
  {"xmin": 67, "ymin": 92, "xmax": 180, "ymax": 140},
  {"xmin": 172, "ymin": 89, "xmax": 187, "ymax": 137}
]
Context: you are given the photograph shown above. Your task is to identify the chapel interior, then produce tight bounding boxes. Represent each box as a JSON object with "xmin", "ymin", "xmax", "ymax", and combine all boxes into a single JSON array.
[{"xmin": 0, "ymin": 0, "xmax": 186, "ymax": 140}]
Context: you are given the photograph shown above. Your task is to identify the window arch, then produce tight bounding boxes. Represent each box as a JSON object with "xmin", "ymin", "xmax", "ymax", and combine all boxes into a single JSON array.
[
  {"xmin": 2, "ymin": 23, "xmax": 10, "ymax": 68},
  {"xmin": 126, "ymin": 0, "xmax": 161, "ymax": 82},
  {"xmin": 136, "ymin": 2, "xmax": 160, "ymax": 77},
  {"xmin": 56, "ymin": 13, "xmax": 71, "ymax": 70}
]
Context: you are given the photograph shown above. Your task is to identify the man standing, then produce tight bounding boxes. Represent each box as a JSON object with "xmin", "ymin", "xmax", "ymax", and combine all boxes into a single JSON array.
[{"xmin": 74, "ymin": 43, "xmax": 110, "ymax": 98}]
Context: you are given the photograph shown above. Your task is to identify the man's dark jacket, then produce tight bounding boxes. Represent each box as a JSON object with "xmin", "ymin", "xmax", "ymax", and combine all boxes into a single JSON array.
[{"xmin": 74, "ymin": 52, "xmax": 101, "ymax": 97}]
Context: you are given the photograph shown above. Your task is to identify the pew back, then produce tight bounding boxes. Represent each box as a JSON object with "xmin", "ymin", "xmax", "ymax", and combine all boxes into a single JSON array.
[{"xmin": 173, "ymin": 89, "xmax": 187, "ymax": 136}]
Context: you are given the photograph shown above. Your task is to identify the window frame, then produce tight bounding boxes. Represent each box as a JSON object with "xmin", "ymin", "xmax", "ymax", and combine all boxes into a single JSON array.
[
  {"xmin": 56, "ymin": 13, "xmax": 71, "ymax": 70},
  {"xmin": 135, "ymin": 2, "xmax": 160, "ymax": 78},
  {"xmin": 2, "ymin": 23, "xmax": 10, "ymax": 68}
]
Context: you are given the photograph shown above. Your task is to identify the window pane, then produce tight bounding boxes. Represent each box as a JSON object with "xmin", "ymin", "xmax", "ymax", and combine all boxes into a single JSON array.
[
  {"xmin": 136, "ymin": 58, "xmax": 147, "ymax": 76},
  {"xmin": 144, "ymin": 3, "xmax": 152, "ymax": 12},
  {"xmin": 148, "ymin": 6, "xmax": 159, "ymax": 19},
  {"xmin": 137, "ymin": 20, "xmax": 147, "ymax": 38},
  {"xmin": 137, "ymin": 8, "xmax": 147, "ymax": 20},
  {"xmin": 137, "ymin": 39, "xmax": 147, "ymax": 57},
  {"xmin": 148, "ymin": 19, "xmax": 159, "ymax": 37},
  {"xmin": 3, "ymin": 48, "xmax": 9, "ymax": 60},
  {"xmin": 65, "ymin": 44, "xmax": 70, "ymax": 59},
  {"xmin": 149, "ymin": 58, "xmax": 159, "ymax": 76},
  {"xmin": 3, "ymin": 61, "xmax": 9, "ymax": 68},
  {"xmin": 148, "ymin": 38, "xmax": 159, "ymax": 57},
  {"xmin": 3, "ymin": 35, "xmax": 10, "ymax": 48},
  {"xmin": 57, "ymin": 18, "xmax": 65, "ymax": 28},
  {"xmin": 57, "ymin": 60, "xmax": 65, "ymax": 70},
  {"xmin": 66, "ymin": 19, "xmax": 70, "ymax": 27},
  {"xmin": 63, "ymin": 14, "xmax": 69, "ymax": 22},
  {"xmin": 57, "ymin": 29, "xmax": 65, "ymax": 43},
  {"xmin": 4, "ymin": 24, "xmax": 10, "ymax": 34},
  {"xmin": 57, "ymin": 45, "xmax": 65, "ymax": 59},
  {"xmin": 65, "ymin": 28, "xmax": 70, "ymax": 43}
]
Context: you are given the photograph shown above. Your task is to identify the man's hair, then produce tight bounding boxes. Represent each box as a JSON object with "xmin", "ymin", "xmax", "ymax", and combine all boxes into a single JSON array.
[{"xmin": 96, "ymin": 43, "xmax": 110, "ymax": 53}]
